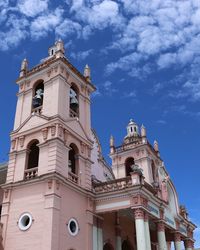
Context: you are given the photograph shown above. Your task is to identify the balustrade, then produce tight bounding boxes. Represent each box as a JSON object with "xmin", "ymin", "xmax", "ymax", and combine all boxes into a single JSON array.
[
  {"xmin": 68, "ymin": 171, "xmax": 78, "ymax": 184},
  {"xmin": 24, "ymin": 167, "xmax": 38, "ymax": 180},
  {"xmin": 93, "ymin": 176, "xmax": 132, "ymax": 193}
]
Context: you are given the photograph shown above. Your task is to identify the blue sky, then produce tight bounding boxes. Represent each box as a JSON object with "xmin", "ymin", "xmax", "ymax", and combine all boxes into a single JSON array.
[{"xmin": 0, "ymin": 0, "xmax": 200, "ymax": 246}]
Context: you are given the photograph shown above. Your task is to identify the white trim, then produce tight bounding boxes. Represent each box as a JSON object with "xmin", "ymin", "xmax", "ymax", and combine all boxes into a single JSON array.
[
  {"xmin": 96, "ymin": 200, "xmax": 130, "ymax": 211},
  {"xmin": 67, "ymin": 218, "xmax": 79, "ymax": 236},
  {"xmin": 18, "ymin": 213, "xmax": 33, "ymax": 231}
]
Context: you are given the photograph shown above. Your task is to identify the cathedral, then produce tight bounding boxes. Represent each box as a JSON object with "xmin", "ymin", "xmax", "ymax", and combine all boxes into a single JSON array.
[{"xmin": 0, "ymin": 40, "xmax": 196, "ymax": 250}]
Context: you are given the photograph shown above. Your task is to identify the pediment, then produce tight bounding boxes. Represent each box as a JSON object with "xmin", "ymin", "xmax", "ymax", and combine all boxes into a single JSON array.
[
  {"xmin": 14, "ymin": 114, "xmax": 49, "ymax": 133},
  {"xmin": 65, "ymin": 119, "xmax": 91, "ymax": 142}
]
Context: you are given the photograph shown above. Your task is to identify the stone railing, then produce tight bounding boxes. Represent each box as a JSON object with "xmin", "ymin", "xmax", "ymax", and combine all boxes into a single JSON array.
[
  {"xmin": 32, "ymin": 106, "xmax": 43, "ymax": 114},
  {"xmin": 70, "ymin": 109, "xmax": 78, "ymax": 118},
  {"xmin": 24, "ymin": 167, "xmax": 38, "ymax": 180},
  {"xmin": 93, "ymin": 176, "xmax": 133, "ymax": 193},
  {"xmin": 68, "ymin": 171, "xmax": 78, "ymax": 184}
]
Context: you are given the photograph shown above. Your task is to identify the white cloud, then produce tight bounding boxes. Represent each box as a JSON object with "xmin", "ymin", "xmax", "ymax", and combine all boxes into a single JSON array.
[
  {"xmin": 17, "ymin": 0, "xmax": 48, "ymax": 17},
  {"xmin": 183, "ymin": 80, "xmax": 200, "ymax": 102},
  {"xmin": 70, "ymin": 0, "xmax": 125, "ymax": 30},
  {"xmin": 30, "ymin": 8, "xmax": 64, "ymax": 39},
  {"xmin": 0, "ymin": 15, "xmax": 28, "ymax": 50},
  {"xmin": 56, "ymin": 19, "xmax": 82, "ymax": 39},
  {"xmin": 70, "ymin": 49, "xmax": 93, "ymax": 61}
]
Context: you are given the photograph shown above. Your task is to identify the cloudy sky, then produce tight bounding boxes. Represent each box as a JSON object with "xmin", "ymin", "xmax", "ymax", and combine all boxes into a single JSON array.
[{"xmin": 0, "ymin": 0, "xmax": 200, "ymax": 246}]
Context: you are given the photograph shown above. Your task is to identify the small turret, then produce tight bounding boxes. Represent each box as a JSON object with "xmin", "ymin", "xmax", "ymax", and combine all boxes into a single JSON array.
[
  {"xmin": 84, "ymin": 64, "xmax": 91, "ymax": 81},
  {"xmin": 55, "ymin": 39, "xmax": 65, "ymax": 57},
  {"xmin": 126, "ymin": 119, "xmax": 139, "ymax": 137},
  {"xmin": 154, "ymin": 140, "xmax": 160, "ymax": 157},
  {"xmin": 48, "ymin": 39, "xmax": 65, "ymax": 58},
  {"xmin": 20, "ymin": 58, "xmax": 28, "ymax": 77},
  {"xmin": 110, "ymin": 135, "xmax": 115, "ymax": 154}
]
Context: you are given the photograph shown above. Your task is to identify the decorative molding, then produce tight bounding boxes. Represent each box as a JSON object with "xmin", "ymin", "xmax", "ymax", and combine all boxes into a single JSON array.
[
  {"xmin": 11, "ymin": 139, "xmax": 16, "ymax": 150},
  {"xmin": 19, "ymin": 136, "xmax": 25, "ymax": 147},
  {"xmin": 48, "ymin": 179, "xmax": 53, "ymax": 189},
  {"xmin": 42, "ymin": 127, "xmax": 48, "ymax": 140},
  {"xmin": 157, "ymin": 221, "xmax": 165, "ymax": 232},
  {"xmin": 51, "ymin": 125, "xmax": 56, "ymax": 136},
  {"xmin": 134, "ymin": 208, "xmax": 145, "ymax": 220},
  {"xmin": 184, "ymin": 239, "xmax": 194, "ymax": 248},
  {"xmin": 174, "ymin": 232, "xmax": 181, "ymax": 242}
]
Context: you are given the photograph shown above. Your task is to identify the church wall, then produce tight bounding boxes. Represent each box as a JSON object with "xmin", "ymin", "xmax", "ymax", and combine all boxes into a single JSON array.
[
  {"xmin": 2, "ymin": 183, "xmax": 46, "ymax": 250},
  {"xmin": 58, "ymin": 184, "xmax": 92, "ymax": 250}
]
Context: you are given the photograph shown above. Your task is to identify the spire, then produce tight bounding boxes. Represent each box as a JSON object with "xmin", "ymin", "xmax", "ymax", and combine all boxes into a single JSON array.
[
  {"xmin": 141, "ymin": 124, "xmax": 147, "ymax": 144},
  {"xmin": 141, "ymin": 124, "xmax": 146, "ymax": 137},
  {"xmin": 84, "ymin": 64, "xmax": 91, "ymax": 81},
  {"xmin": 20, "ymin": 58, "xmax": 28, "ymax": 77},
  {"xmin": 154, "ymin": 140, "xmax": 160, "ymax": 157},
  {"xmin": 153, "ymin": 140, "xmax": 159, "ymax": 152},
  {"xmin": 110, "ymin": 135, "xmax": 115, "ymax": 154}
]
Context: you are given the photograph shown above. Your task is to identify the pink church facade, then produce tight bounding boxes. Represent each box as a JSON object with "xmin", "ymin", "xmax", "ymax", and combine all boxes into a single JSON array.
[{"xmin": 0, "ymin": 41, "xmax": 196, "ymax": 250}]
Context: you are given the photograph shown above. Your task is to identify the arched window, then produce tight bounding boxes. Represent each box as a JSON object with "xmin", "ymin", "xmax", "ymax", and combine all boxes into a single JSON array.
[
  {"xmin": 122, "ymin": 240, "xmax": 134, "ymax": 250},
  {"xmin": 32, "ymin": 80, "xmax": 44, "ymax": 111},
  {"xmin": 103, "ymin": 243, "xmax": 114, "ymax": 250},
  {"xmin": 27, "ymin": 140, "xmax": 39, "ymax": 169},
  {"xmin": 69, "ymin": 85, "xmax": 79, "ymax": 117},
  {"xmin": 68, "ymin": 144, "xmax": 79, "ymax": 175},
  {"xmin": 125, "ymin": 157, "xmax": 135, "ymax": 176}
]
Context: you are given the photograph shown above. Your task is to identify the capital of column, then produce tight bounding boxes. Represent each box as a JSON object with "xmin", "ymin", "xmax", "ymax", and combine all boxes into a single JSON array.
[
  {"xmin": 157, "ymin": 221, "xmax": 165, "ymax": 232},
  {"xmin": 134, "ymin": 208, "xmax": 145, "ymax": 220},
  {"xmin": 174, "ymin": 232, "xmax": 181, "ymax": 242},
  {"xmin": 184, "ymin": 239, "xmax": 194, "ymax": 248}
]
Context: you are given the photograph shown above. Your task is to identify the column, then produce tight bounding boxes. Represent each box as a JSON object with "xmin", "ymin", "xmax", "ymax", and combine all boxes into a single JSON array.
[
  {"xmin": 116, "ymin": 225, "xmax": 122, "ymax": 250},
  {"xmin": 134, "ymin": 208, "xmax": 146, "ymax": 250},
  {"xmin": 157, "ymin": 221, "xmax": 167, "ymax": 250},
  {"xmin": 97, "ymin": 219, "xmax": 103, "ymax": 250},
  {"xmin": 93, "ymin": 217, "xmax": 98, "ymax": 250},
  {"xmin": 144, "ymin": 213, "xmax": 152, "ymax": 250},
  {"xmin": 174, "ymin": 232, "xmax": 181, "ymax": 250},
  {"xmin": 184, "ymin": 239, "xmax": 194, "ymax": 250}
]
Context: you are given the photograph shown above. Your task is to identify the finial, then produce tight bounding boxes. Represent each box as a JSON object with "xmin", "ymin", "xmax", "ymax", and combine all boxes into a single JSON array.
[
  {"xmin": 110, "ymin": 135, "xmax": 114, "ymax": 147},
  {"xmin": 20, "ymin": 58, "xmax": 28, "ymax": 77},
  {"xmin": 154, "ymin": 140, "xmax": 159, "ymax": 152},
  {"xmin": 110, "ymin": 135, "xmax": 115, "ymax": 154},
  {"xmin": 141, "ymin": 124, "xmax": 146, "ymax": 137},
  {"xmin": 84, "ymin": 64, "xmax": 91, "ymax": 81}
]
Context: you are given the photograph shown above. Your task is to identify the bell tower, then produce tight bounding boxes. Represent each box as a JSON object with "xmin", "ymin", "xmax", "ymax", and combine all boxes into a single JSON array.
[{"xmin": 1, "ymin": 41, "xmax": 96, "ymax": 250}]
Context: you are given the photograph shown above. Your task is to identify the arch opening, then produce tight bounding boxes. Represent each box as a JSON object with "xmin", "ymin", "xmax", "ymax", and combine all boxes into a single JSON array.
[
  {"xmin": 125, "ymin": 157, "xmax": 135, "ymax": 176},
  {"xmin": 69, "ymin": 85, "xmax": 79, "ymax": 117},
  {"xmin": 32, "ymin": 80, "xmax": 44, "ymax": 110},
  {"xmin": 103, "ymin": 243, "xmax": 114, "ymax": 250},
  {"xmin": 27, "ymin": 140, "xmax": 39, "ymax": 169},
  {"xmin": 68, "ymin": 144, "xmax": 79, "ymax": 175},
  {"xmin": 122, "ymin": 240, "xmax": 134, "ymax": 250}
]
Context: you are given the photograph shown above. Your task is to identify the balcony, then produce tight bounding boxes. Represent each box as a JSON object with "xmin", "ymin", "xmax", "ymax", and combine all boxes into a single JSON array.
[
  {"xmin": 93, "ymin": 176, "xmax": 132, "ymax": 194},
  {"xmin": 68, "ymin": 171, "xmax": 78, "ymax": 184},
  {"xmin": 24, "ymin": 167, "xmax": 38, "ymax": 180}
]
